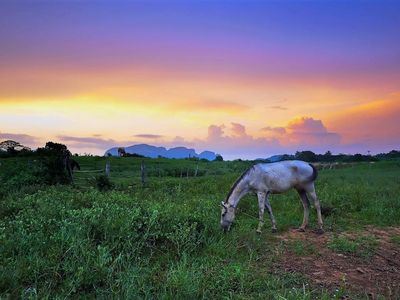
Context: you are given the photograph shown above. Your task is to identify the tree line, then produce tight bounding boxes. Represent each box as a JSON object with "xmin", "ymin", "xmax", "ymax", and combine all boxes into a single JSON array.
[{"xmin": 267, "ymin": 150, "xmax": 400, "ymax": 163}]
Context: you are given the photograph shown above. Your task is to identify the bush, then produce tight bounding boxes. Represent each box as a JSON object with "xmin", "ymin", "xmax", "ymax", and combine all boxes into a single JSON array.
[{"xmin": 94, "ymin": 175, "xmax": 114, "ymax": 191}]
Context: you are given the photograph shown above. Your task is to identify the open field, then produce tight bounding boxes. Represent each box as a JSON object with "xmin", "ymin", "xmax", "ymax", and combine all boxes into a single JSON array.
[{"xmin": 1, "ymin": 158, "xmax": 400, "ymax": 299}]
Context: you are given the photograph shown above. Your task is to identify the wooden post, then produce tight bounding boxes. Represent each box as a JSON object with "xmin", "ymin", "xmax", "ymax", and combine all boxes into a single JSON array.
[
  {"xmin": 141, "ymin": 160, "xmax": 146, "ymax": 187},
  {"xmin": 105, "ymin": 161, "xmax": 110, "ymax": 177},
  {"xmin": 64, "ymin": 155, "xmax": 73, "ymax": 183}
]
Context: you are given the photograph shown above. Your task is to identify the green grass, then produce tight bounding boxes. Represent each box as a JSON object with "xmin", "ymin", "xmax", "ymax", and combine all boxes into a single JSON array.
[
  {"xmin": 327, "ymin": 235, "xmax": 379, "ymax": 258},
  {"xmin": 390, "ymin": 235, "xmax": 400, "ymax": 246},
  {"xmin": 0, "ymin": 157, "xmax": 399, "ymax": 298},
  {"xmin": 286, "ymin": 240, "xmax": 318, "ymax": 256}
]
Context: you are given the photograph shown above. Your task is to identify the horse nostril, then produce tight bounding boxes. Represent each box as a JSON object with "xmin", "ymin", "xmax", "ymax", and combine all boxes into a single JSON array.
[{"xmin": 221, "ymin": 221, "xmax": 231, "ymax": 232}]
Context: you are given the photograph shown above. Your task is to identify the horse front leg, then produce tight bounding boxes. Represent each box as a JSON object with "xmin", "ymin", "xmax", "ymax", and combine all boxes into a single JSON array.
[{"xmin": 256, "ymin": 192, "xmax": 266, "ymax": 233}]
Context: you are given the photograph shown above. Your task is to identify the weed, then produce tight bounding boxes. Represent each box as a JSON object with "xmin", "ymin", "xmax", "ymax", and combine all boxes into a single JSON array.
[
  {"xmin": 328, "ymin": 235, "xmax": 378, "ymax": 258},
  {"xmin": 287, "ymin": 240, "xmax": 317, "ymax": 256},
  {"xmin": 94, "ymin": 175, "xmax": 114, "ymax": 191},
  {"xmin": 390, "ymin": 235, "xmax": 400, "ymax": 246}
]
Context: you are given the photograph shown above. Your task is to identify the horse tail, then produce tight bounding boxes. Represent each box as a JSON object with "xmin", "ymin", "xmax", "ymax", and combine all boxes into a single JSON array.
[{"xmin": 308, "ymin": 163, "xmax": 318, "ymax": 182}]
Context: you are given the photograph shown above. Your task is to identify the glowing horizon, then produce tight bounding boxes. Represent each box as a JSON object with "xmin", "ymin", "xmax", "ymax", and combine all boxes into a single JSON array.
[{"xmin": 1, "ymin": 1, "xmax": 399, "ymax": 159}]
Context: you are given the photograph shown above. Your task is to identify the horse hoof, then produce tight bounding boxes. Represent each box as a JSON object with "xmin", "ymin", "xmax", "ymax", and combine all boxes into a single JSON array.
[
  {"xmin": 256, "ymin": 229, "xmax": 262, "ymax": 234},
  {"xmin": 297, "ymin": 228, "xmax": 306, "ymax": 232},
  {"xmin": 316, "ymin": 228, "xmax": 325, "ymax": 235},
  {"xmin": 271, "ymin": 228, "xmax": 277, "ymax": 233}
]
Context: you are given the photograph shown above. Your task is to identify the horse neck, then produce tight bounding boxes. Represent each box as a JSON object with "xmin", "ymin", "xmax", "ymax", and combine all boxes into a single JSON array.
[{"xmin": 227, "ymin": 178, "xmax": 249, "ymax": 208}]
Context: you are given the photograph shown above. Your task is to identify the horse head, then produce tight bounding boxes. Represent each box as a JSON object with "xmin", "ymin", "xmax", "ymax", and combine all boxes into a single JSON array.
[{"xmin": 220, "ymin": 201, "xmax": 236, "ymax": 232}]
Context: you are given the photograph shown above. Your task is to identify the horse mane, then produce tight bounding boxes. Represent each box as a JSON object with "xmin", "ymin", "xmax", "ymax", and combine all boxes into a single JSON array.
[{"xmin": 225, "ymin": 166, "xmax": 254, "ymax": 203}]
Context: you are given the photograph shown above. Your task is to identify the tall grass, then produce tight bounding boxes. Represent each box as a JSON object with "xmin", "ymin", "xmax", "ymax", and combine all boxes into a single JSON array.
[{"xmin": 0, "ymin": 158, "xmax": 399, "ymax": 298}]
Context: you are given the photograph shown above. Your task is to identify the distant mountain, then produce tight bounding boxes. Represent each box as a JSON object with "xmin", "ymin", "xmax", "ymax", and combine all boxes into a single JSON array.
[
  {"xmin": 105, "ymin": 144, "xmax": 217, "ymax": 161},
  {"xmin": 265, "ymin": 155, "xmax": 284, "ymax": 162},
  {"xmin": 198, "ymin": 151, "xmax": 217, "ymax": 161}
]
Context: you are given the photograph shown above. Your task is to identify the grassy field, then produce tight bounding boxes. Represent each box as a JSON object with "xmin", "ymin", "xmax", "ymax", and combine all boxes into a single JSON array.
[{"xmin": 1, "ymin": 157, "xmax": 400, "ymax": 299}]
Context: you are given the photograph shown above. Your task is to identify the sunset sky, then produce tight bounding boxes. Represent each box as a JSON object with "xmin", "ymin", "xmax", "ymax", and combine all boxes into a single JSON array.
[{"xmin": 1, "ymin": 1, "xmax": 399, "ymax": 159}]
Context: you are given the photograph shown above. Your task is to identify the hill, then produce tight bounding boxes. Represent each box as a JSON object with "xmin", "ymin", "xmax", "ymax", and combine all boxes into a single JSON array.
[{"xmin": 105, "ymin": 143, "xmax": 217, "ymax": 160}]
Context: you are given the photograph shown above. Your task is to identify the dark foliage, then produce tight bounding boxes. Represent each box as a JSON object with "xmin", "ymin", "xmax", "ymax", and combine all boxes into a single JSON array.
[
  {"xmin": 95, "ymin": 175, "xmax": 114, "ymax": 191},
  {"xmin": 122, "ymin": 152, "xmax": 145, "ymax": 158},
  {"xmin": 214, "ymin": 154, "xmax": 224, "ymax": 161},
  {"xmin": 35, "ymin": 142, "xmax": 72, "ymax": 184},
  {"xmin": 275, "ymin": 150, "xmax": 388, "ymax": 163},
  {"xmin": 295, "ymin": 151, "xmax": 317, "ymax": 162}
]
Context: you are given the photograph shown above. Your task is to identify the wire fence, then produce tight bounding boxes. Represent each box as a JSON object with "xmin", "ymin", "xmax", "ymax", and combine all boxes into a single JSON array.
[{"xmin": 72, "ymin": 159, "xmax": 219, "ymax": 188}]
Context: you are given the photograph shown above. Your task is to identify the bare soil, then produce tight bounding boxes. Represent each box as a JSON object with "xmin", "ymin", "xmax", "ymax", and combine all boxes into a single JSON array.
[{"xmin": 272, "ymin": 226, "xmax": 400, "ymax": 299}]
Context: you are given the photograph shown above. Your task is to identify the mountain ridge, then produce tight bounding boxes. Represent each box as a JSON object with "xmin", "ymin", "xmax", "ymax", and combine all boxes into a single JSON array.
[{"xmin": 104, "ymin": 143, "xmax": 217, "ymax": 160}]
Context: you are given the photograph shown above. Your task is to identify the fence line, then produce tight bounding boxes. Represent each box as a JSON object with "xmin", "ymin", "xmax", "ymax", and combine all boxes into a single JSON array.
[
  {"xmin": 75, "ymin": 169, "xmax": 103, "ymax": 173},
  {"xmin": 72, "ymin": 159, "xmax": 208, "ymax": 189}
]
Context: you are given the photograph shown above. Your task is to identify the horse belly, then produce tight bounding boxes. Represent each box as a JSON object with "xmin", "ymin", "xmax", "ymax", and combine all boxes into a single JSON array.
[{"xmin": 267, "ymin": 178, "xmax": 294, "ymax": 193}]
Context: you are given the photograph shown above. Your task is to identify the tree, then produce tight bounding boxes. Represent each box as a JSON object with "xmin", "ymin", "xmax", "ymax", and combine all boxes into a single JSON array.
[
  {"xmin": 320, "ymin": 150, "xmax": 334, "ymax": 162},
  {"xmin": 214, "ymin": 154, "xmax": 224, "ymax": 161},
  {"xmin": 37, "ymin": 141, "xmax": 70, "ymax": 156},
  {"xmin": 37, "ymin": 142, "xmax": 72, "ymax": 184},
  {"xmin": 295, "ymin": 151, "xmax": 317, "ymax": 162}
]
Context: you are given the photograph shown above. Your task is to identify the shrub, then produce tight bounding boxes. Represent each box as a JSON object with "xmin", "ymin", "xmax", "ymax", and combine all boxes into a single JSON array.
[{"xmin": 94, "ymin": 175, "xmax": 114, "ymax": 191}]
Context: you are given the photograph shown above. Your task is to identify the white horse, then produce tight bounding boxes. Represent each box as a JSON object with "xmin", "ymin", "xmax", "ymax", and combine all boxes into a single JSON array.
[{"xmin": 220, "ymin": 160, "xmax": 323, "ymax": 234}]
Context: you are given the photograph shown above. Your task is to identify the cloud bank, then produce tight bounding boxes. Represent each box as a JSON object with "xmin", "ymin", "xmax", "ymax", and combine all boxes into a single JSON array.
[
  {"xmin": 0, "ymin": 132, "xmax": 38, "ymax": 147},
  {"xmin": 2, "ymin": 109, "xmax": 397, "ymax": 159},
  {"xmin": 187, "ymin": 117, "xmax": 342, "ymax": 159}
]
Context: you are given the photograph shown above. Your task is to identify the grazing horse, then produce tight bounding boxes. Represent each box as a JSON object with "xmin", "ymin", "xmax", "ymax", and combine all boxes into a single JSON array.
[{"xmin": 220, "ymin": 160, "xmax": 323, "ymax": 234}]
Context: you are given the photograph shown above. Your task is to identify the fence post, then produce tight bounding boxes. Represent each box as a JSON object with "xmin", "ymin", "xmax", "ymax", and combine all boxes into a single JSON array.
[
  {"xmin": 141, "ymin": 160, "xmax": 146, "ymax": 187},
  {"xmin": 105, "ymin": 161, "xmax": 110, "ymax": 177},
  {"xmin": 64, "ymin": 155, "xmax": 74, "ymax": 183}
]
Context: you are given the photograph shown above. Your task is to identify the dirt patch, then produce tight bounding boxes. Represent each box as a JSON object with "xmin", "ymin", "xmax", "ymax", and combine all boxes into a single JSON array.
[{"xmin": 272, "ymin": 226, "xmax": 400, "ymax": 299}]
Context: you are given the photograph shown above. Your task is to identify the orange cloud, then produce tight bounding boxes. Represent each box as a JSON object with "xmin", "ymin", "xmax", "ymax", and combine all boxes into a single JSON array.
[
  {"xmin": 327, "ymin": 92, "xmax": 400, "ymax": 149},
  {"xmin": 261, "ymin": 117, "xmax": 341, "ymax": 148},
  {"xmin": 284, "ymin": 117, "xmax": 341, "ymax": 146},
  {"xmin": 191, "ymin": 118, "xmax": 340, "ymax": 159},
  {"xmin": 261, "ymin": 126, "xmax": 286, "ymax": 137}
]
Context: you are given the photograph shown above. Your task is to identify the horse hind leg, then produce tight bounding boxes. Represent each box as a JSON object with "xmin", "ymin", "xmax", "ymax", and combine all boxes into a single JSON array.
[
  {"xmin": 305, "ymin": 184, "xmax": 324, "ymax": 234},
  {"xmin": 296, "ymin": 188, "xmax": 310, "ymax": 232}
]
